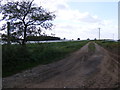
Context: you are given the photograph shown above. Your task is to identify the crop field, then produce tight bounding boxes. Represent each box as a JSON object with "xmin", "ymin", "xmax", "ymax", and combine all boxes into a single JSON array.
[{"xmin": 2, "ymin": 40, "xmax": 88, "ymax": 77}]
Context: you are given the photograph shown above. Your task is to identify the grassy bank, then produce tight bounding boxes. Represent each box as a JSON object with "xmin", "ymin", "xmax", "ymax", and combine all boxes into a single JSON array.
[
  {"xmin": 96, "ymin": 40, "xmax": 120, "ymax": 55},
  {"xmin": 2, "ymin": 40, "xmax": 88, "ymax": 77}
]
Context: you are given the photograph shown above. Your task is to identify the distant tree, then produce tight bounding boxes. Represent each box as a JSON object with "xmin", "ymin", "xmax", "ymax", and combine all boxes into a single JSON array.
[
  {"xmin": 87, "ymin": 38, "xmax": 90, "ymax": 40},
  {"xmin": 77, "ymin": 38, "xmax": 80, "ymax": 40},
  {"xmin": 94, "ymin": 38, "xmax": 96, "ymax": 40},
  {"xmin": 118, "ymin": 39, "xmax": 120, "ymax": 42},
  {"xmin": 0, "ymin": 0, "xmax": 55, "ymax": 45},
  {"xmin": 63, "ymin": 38, "xmax": 66, "ymax": 40}
]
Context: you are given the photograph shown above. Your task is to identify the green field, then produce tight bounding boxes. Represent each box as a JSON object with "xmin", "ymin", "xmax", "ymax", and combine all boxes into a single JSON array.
[{"xmin": 2, "ymin": 41, "xmax": 88, "ymax": 77}]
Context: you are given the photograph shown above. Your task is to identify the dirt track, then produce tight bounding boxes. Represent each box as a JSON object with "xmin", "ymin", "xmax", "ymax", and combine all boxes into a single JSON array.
[{"xmin": 2, "ymin": 42, "xmax": 120, "ymax": 88}]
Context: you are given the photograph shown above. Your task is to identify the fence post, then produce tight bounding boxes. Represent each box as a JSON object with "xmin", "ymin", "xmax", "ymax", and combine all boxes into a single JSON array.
[{"xmin": 7, "ymin": 22, "xmax": 10, "ymax": 44}]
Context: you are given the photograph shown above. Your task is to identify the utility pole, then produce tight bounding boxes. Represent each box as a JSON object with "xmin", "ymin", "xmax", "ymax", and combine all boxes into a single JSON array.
[
  {"xmin": 98, "ymin": 28, "xmax": 101, "ymax": 40},
  {"xmin": 7, "ymin": 22, "xmax": 11, "ymax": 44},
  {"xmin": 113, "ymin": 34, "xmax": 114, "ymax": 40}
]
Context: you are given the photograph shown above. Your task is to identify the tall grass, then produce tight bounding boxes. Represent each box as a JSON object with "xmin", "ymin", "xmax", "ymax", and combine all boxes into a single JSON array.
[{"xmin": 2, "ymin": 41, "xmax": 88, "ymax": 77}]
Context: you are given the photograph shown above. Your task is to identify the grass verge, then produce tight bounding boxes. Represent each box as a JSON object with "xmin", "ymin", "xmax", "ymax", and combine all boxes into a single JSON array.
[
  {"xmin": 88, "ymin": 42, "xmax": 95, "ymax": 54},
  {"xmin": 96, "ymin": 40, "xmax": 120, "ymax": 55},
  {"xmin": 2, "ymin": 40, "xmax": 88, "ymax": 77}
]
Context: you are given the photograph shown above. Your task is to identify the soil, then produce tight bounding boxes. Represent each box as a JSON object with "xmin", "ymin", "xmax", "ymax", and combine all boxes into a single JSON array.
[{"xmin": 2, "ymin": 42, "xmax": 120, "ymax": 88}]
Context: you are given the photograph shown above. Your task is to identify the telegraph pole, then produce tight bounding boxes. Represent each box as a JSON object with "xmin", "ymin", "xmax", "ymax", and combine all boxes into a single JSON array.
[
  {"xmin": 113, "ymin": 34, "xmax": 114, "ymax": 40},
  {"xmin": 98, "ymin": 28, "xmax": 101, "ymax": 40}
]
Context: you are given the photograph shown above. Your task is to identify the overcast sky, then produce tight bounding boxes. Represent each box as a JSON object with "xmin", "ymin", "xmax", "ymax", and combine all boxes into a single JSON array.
[{"xmin": 0, "ymin": 0, "xmax": 119, "ymax": 40}]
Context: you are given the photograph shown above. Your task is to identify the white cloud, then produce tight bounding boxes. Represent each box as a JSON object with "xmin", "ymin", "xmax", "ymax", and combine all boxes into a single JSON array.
[
  {"xmin": 45, "ymin": 0, "xmax": 117, "ymax": 40},
  {"xmin": 34, "ymin": 0, "xmax": 69, "ymax": 11},
  {"xmin": 56, "ymin": 9, "xmax": 101, "ymax": 24},
  {"xmin": 0, "ymin": 0, "xmax": 118, "ymax": 40}
]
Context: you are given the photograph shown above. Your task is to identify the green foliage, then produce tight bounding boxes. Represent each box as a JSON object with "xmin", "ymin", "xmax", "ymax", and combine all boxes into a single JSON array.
[
  {"xmin": 2, "ymin": 41, "xmax": 88, "ymax": 77},
  {"xmin": 26, "ymin": 36, "xmax": 60, "ymax": 41},
  {"xmin": 0, "ymin": 0, "xmax": 56, "ymax": 45}
]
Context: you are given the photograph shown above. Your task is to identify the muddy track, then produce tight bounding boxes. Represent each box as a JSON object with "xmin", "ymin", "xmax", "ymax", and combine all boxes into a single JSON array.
[{"xmin": 2, "ymin": 42, "xmax": 120, "ymax": 88}]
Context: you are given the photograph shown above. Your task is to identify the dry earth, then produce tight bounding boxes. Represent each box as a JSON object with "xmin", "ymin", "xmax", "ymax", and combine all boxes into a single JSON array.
[{"xmin": 2, "ymin": 42, "xmax": 120, "ymax": 88}]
